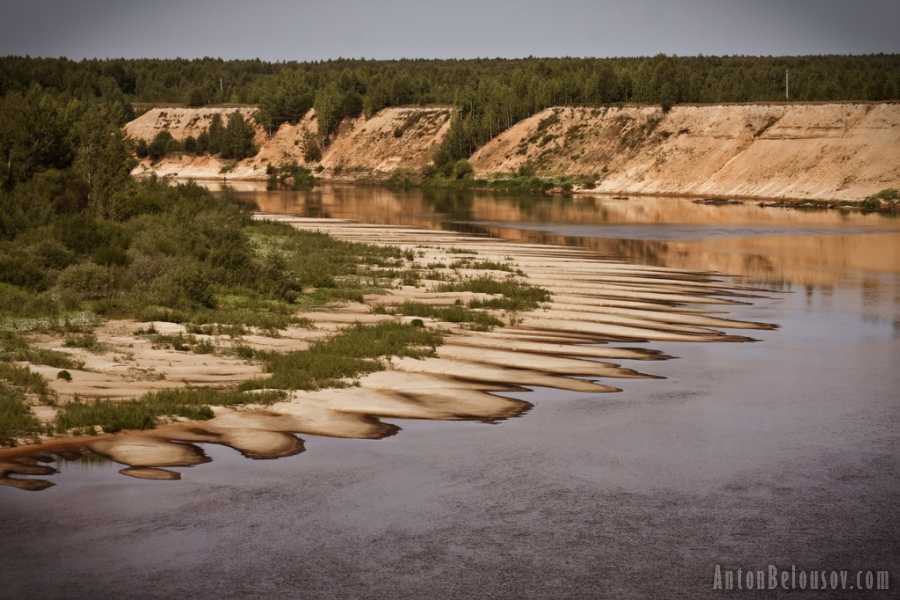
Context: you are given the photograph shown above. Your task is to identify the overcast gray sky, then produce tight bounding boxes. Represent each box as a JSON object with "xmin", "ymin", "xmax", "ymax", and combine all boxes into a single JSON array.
[{"xmin": 1, "ymin": 0, "xmax": 898, "ymax": 60}]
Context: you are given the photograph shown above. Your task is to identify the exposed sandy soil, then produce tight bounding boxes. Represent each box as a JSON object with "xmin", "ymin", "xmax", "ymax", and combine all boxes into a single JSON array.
[
  {"xmin": 320, "ymin": 107, "xmax": 452, "ymax": 176},
  {"xmin": 125, "ymin": 106, "xmax": 264, "ymax": 143},
  {"xmin": 128, "ymin": 103, "xmax": 899, "ymax": 201},
  {"xmin": 128, "ymin": 106, "xmax": 452, "ymax": 181},
  {"xmin": 471, "ymin": 103, "xmax": 900, "ymax": 201},
  {"xmin": 0, "ymin": 217, "xmax": 777, "ymax": 488}
]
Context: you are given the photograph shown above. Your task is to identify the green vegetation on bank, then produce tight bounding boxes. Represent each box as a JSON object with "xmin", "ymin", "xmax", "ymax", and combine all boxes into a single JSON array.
[
  {"xmin": 54, "ymin": 388, "xmax": 287, "ymax": 435},
  {"xmin": 1, "ymin": 332, "xmax": 83, "ymax": 369},
  {"xmin": 0, "ymin": 360, "xmax": 52, "ymax": 444},
  {"xmin": 378, "ymin": 301, "xmax": 504, "ymax": 331},
  {"xmin": 240, "ymin": 322, "xmax": 443, "ymax": 391},
  {"xmin": 391, "ymin": 160, "xmax": 587, "ymax": 196},
  {"xmin": 862, "ymin": 188, "xmax": 900, "ymax": 213},
  {"xmin": 0, "ymin": 82, "xmax": 460, "ymax": 442},
  {"xmin": 0, "ymin": 363, "xmax": 50, "ymax": 399},
  {"xmin": 135, "ymin": 111, "xmax": 257, "ymax": 161},
  {"xmin": 266, "ymin": 162, "xmax": 316, "ymax": 190},
  {"xmin": 437, "ymin": 277, "xmax": 551, "ymax": 311},
  {"xmin": 0, "ymin": 383, "xmax": 41, "ymax": 445}
]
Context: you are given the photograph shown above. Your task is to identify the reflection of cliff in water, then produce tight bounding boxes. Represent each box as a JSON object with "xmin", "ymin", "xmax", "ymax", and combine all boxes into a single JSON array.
[{"xmin": 233, "ymin": 182, "xmax": 900, "ymax": 294}]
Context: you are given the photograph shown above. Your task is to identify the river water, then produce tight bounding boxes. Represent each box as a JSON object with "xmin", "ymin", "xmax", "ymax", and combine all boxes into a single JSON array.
[{"xmin": 2, "ymin": 186, "xmax": 899, "ymax": 599}]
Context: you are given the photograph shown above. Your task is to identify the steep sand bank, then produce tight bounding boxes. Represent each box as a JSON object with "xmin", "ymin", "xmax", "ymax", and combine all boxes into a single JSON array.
[
  {"xmin": 127, "ymin": 103, "xmax": 899, "ymax": 202},
  {"xmin": 129, "ymin": 106, "xmax": 452, "ymax": 181},
  {"xmin": 472, "ymin": 103, "xmax": 900, "ymax": 201}
]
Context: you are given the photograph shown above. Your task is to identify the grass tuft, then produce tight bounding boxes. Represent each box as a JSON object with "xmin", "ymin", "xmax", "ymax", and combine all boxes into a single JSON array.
[
  {"xmin": 436, "ymin": 277, "xmax": 551, "ymax": 311},
  {"xmin": 0, "ymin": 383, "xmax": 42, "ymax": 445},
  {"xmin": 387, "ymin": 301, "xmax": 504, "ymax": 331},
  {"xmin": 0, "ymin": 331, "xmax": 83, "ymax": 369},
  {"xmin": 241, "ymin": 322, "xmax": 443, "ymax": 391},
  {"xmin": 54, "ymin": 388, "xmax": 287, "ymax": 434}
]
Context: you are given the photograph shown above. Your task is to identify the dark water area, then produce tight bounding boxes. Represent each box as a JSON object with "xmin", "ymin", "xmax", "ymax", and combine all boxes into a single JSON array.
[{"xmin": 2, "ymin": 186, "xmax": 898, "ymax": 599}]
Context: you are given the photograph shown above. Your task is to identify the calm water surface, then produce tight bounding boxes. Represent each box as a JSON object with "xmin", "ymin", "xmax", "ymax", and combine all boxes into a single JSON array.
[{"xmin": 2, "ymin": 186, "xmax": 898, "ymax": 599}]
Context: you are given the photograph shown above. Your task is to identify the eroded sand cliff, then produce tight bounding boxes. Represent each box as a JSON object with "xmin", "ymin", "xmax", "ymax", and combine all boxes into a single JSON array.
[
  {"xmin": 472, "ymin": 103, "xmax": 900, "ymax": 201},
  {"xmin": 128, "ymin": 106, "xmax": 452, "ymax": 181},
  {"xmin": 127, "ymin": 103, "xmax": 900, "ymax": 201}
]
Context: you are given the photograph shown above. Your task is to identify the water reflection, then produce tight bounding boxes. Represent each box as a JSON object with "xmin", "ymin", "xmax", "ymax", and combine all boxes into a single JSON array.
[
  {"xmin": 3, "ymin": 183, "xmax": 898, "ymax": 491},
  {"xmin": 238, "ymin": 183, "xmax": 900, "ymax": 310}
]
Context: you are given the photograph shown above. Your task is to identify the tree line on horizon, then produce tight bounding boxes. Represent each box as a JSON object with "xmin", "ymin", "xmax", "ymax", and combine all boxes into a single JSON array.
[{"xmin": 1, "ymin": 54, "xmax": 899, "ymax": 168}]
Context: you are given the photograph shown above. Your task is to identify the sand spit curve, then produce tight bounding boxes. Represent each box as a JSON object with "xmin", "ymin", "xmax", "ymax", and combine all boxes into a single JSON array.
[{"xmin": 0, "ymin": 217, "xmax": 777, "ymax": 489}]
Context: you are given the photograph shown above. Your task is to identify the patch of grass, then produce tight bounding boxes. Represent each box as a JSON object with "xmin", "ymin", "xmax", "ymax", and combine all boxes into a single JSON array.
[
  {"xmin": 63, "ymin": 333, "xmax": 106, "ymax": 353},
  {"xmin": 141, "ymin": 332, "xmax": 214, "ymax": 354},
  {"xmin": 54, "ymin": 388, "xmax": 287, "ymax": 434},
  {"xmin": 0, "ymin": 383, "xmax": 42, "ymax": 445},
  {"xmin": 192, "ymin": 338, "xmax": 215, "ymax": 354},
  {"xmin": 862, "ymin": 188, "xmax": 900, "ymax": 213},
  {"xmin": 388, "ymin": 301, "xmax": 504, "ymax": 331},
  {"xmin": 449, "ymin": 259, "xmax": 524, "ymax": 275},
  {"xmin": 136, "ymin": 288, "xmax": 306, "ymax": 334},
  {"xmin": 228, "ymin": 344, "xmax": 260, "ymax": 360},
  {"xmin": 0, "ymin": 331, "xmax": 83, "ymax": 369},
  {"xmin": 0, "ymin": 362, "xmax": 50, "ymax": 398},
  {"xmin": 266, "ymin": 162, "xmax": 316, "ymax": 190},
  {"xmin": 185, "ymin": 323, "xmax": 247, "ymax": 337},
  {"xmin": 0, "ymin": 283, "xmax": 61, "ymax": 321},
  {"xmin": 446, "ymin": 247, "xmax": 478, "ymax": 255},
  {"xmin": 360, "ymin": 268, "xmax": 421, "ymax": 287},
  {"xmin": 436, "ymin": 277, "xmax": 551, "ymax": 311},
  {"xmin": 241, "ymin": 322, "xmax": 443, "ymax": 391}
]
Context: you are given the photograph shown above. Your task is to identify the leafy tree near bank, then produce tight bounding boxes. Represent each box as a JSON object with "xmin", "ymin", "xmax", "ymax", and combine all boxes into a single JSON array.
[{"xmin": 73, "ymin": 103, "xmax": 135, "ymax": 219}]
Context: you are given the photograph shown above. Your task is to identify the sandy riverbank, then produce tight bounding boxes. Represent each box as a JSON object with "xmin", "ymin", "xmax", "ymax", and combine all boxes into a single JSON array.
[{"xmin": 0, "ymin": 217, "xmax": 775, "ymax": 489}]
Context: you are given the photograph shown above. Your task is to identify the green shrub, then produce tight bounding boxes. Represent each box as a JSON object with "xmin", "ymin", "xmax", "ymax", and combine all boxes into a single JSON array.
[
  {"xmin": 452, "ymin": 159, "xmax": 474, "ymax": 180},
  {"xmin": 0, "ymin": 331, "xmax": 82, "ymax": 369},
  {"xmin": 392, "ymin": 301, "xmax": 504, "ymax": 331},
  {"xmin": 242, "ymin": 322, "xmax": 443, "ymax": 391},
  {"xmin": 0, "ymin": 383, "xmax": 42, "ymax": 445},
  {"xmin": 57, "ymin": 262, "xmax": 114, "ymax": 304},
  {"xmin": 0, "ymin": 362, "xmax": 50, "ymax": 397},
  {"xmin": 148, "ymin": 130, "xmax": 177, "ymax": 160},
  {"xmin": 54, "ymin": 388, "xmax": 287, "ymax": 433},
  {"xmin": 183, "ymin": 135, "xmax": 198, "ymax": 154},
  {"xmin": 135, "ymin": 138, "xmax": 149, "ymax": 158},
  {"xmin": 437, "ymin": 276, "xmax": 551, "ymax": 311},
  {"xmin": 63, "ymin": 333, "xmax": 105, "ymax": 352},
  {"xmin": 303, "ymin": 137, "xmax": 322, "ymax": 162}
]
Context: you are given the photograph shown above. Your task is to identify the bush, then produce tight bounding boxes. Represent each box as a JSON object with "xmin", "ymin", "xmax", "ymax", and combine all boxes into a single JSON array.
[
  {"xmin": 392, "ymin": 301, "xmax": 504, "ymax": 331},
  {"xmin": 148, "ymin": 131, "xmax": 177, "ymax": 160},
  {"xmin": 145, "ymin": 260, "xmax": 215, "ymax": 309},
  {"xmin": 437, "ymin": 277, "xmax": 551, "ymax": 311},
  {"xmin": 57, "ymin": 262, "xmax": 114, "ymax": 304},
  {"xmin": 0, "ymin": 362, "xmax": 50, "ymax": 397},
  {"xmin": 135, "ymin": 138, "xmax": 149, "ymax": 158},
  {"xmin": 452, "ymin": 159, "xmax": 474, "ymax": 180},
  {"xmin": 183, "ymin": 135, "xmax": 198, "ymax": 154},
  {"xmin": 0, "ymin": 331, "xmax": 82, "ymax": 369},
  {"xmin": 0, "ymin": 383, "xmax": 42, "ymax": 445},
  {"xmin": 303, "ymin": 137, "xmax": 322, "ymax": 163}
]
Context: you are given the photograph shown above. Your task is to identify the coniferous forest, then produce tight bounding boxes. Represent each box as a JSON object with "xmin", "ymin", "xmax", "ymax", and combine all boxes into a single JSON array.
[{"xmin": 2, "ymin": 54, "xmax": 899, "ymax": 168}]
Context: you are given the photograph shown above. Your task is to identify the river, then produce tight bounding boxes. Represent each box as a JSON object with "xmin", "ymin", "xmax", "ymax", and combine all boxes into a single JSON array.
[{"xmin": 2, "ymin": 186, "xmax": 898, "ymax": 599}]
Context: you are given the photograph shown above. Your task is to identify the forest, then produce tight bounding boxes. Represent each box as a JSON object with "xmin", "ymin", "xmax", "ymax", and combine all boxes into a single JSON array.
[{"xmin": 2, "ymin": 54, "xmax": 899, "ymax": 168}]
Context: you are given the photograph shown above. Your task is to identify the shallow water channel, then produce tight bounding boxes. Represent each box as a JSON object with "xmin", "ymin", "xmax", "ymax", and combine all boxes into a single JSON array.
[{"xmin": 2, "ymin": 186, "xmax": 898, "ymax": 599}]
